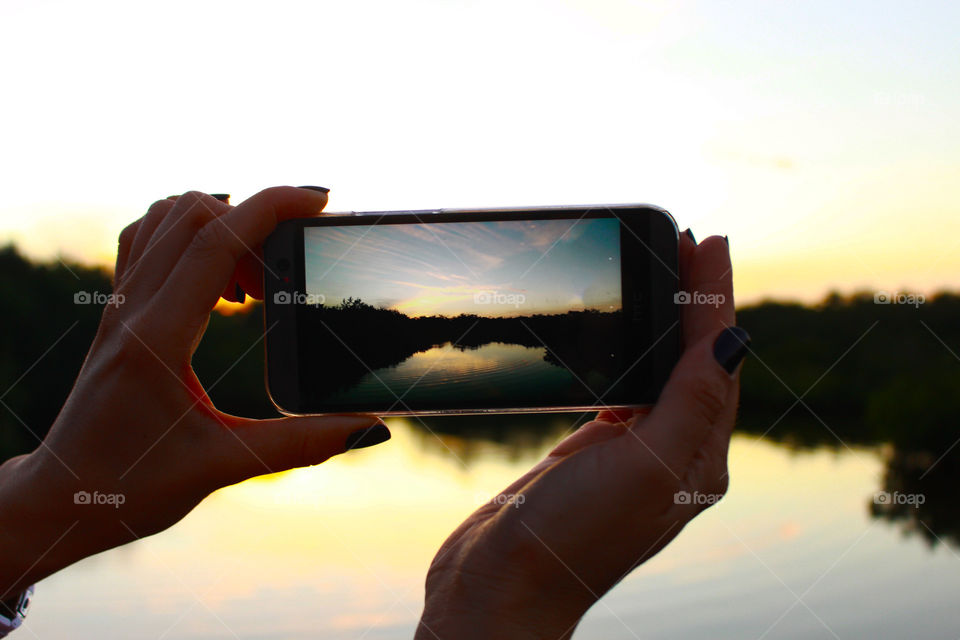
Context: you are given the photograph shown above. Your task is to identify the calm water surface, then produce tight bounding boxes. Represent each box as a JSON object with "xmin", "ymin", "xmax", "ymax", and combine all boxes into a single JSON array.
[
  {"xmin": 320, "ymin": 342, "xmax": 580, "ymax": 406},
  {"xmin": 24, "ymin": 420, "xmax": 960, "ymax": 639}
]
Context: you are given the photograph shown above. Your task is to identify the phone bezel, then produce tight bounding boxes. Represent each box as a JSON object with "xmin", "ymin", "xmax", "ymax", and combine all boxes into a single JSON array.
[{"xmin": 263, "ymin": 204, "xmax": 679, "ymax": 416}]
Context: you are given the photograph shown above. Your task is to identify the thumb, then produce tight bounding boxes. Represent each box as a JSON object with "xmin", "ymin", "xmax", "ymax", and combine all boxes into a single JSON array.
[
  {"xmin": 639, "ymin": 326, "xmax": 750, "ymax": 473},
  {"xmin": 214, "ymin": 415, "xmax": 390, "ymax": 485}
]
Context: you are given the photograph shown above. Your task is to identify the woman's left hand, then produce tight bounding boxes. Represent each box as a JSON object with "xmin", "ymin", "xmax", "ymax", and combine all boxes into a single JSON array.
[{"xmin": 0, "ymin": 188, "xmax": 389, "ymax": 601}]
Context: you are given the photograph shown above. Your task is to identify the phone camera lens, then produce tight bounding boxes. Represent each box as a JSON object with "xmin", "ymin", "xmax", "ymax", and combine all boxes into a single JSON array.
[{"xmin": 277, "ymin": 258, "xmax": 291, "ymax": 271}]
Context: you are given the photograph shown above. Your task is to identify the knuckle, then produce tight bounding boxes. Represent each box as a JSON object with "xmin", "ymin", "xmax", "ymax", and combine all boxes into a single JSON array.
[
  {"xmin": 294, "ymin": 429, "xmax": 331, "ymax": 468},
  {"xmin": 712, "ymin": 472, "xmax": 730, "ymax": 498},
  {"xmin": 686, "ymin": 370, "xmax": 729, "ymax": 425},
  {"xmin": 696, "ymin": 477, "xmax": 729, "ymax": 515},
  {"xmin": 118, "ymin": 221, "xmax": 140, "ymax": 246},
  {"xmin": 694, "ymin": 279, "xmax": 728, "ymax": 297},
  {"xmin": 186, "ymin": 218, "xmax": 243, "ymax": 267},
  {"xmin": 146, "ymin": 199, "xmax": 175, "ymax": 217},
  {"xmin": 190, "ymin": 218, "xmax": 230, "ymax": 255},
  {"xmin": 699, "ymin": 457, "xmax": 730, "ymax": 500},
  {"xmin": 178, "ymin": 201, "xmax": 217, "ymax": 232},
  {"xmin": 176, "ymin": 191, "xmax": 220, "ymax": 217},
  {"xmin": 178, "ymin": 190, "xmax": 207, "ymax": 206}
]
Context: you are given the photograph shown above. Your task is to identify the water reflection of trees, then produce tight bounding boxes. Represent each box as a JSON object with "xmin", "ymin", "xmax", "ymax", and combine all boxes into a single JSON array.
[
  {"xmin": 298, "ymin": 297, "xmax": 625, "ymax": 405},
  {"xmin": 1, "ymin": 246, "xmax": 958, "ymax": 546},
  {"xmin": 736, "ymin": 292, "xmax": 960, "ymax": 547},
  {"xmin": 870, "ymin": 448, "xmax": 959, "ymax": 547}
]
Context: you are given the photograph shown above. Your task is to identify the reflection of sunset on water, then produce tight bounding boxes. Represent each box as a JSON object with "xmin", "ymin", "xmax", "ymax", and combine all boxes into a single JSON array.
[
  {"xmin": 401, "ymin": 341, "xmax": 530, "ymax": 371},
  {"xmin": 35, "ymin": 423, "xmax": 960, "ymax": 638},
  {"xmin": 316, "ymin": 342, "xmax": 576, "ymax": 408}
]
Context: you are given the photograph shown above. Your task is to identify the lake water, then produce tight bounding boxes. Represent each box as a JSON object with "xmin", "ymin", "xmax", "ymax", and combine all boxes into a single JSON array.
[
  {"xmin": 320, "ymin": 341, "xmax": 581, "ymax": 408},
  {"xmin": 22, "ymin": 418, "xmax": 960, "ymax": 639}
]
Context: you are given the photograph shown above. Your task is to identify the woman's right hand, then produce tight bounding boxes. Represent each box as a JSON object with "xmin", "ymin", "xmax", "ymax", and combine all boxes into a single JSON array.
[{"xmin": 417, "ymin": 233, "xmax": 747, "ymax": 639}]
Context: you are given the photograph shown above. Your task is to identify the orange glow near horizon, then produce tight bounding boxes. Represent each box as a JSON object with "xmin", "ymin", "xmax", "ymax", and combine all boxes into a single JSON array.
[{"xmin": 2, "ymin": 1, "xmax": 958, "ymax": 307}]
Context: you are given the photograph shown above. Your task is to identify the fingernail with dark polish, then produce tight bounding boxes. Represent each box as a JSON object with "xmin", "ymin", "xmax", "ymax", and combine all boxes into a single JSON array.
[
  {"xmin": 345, "ymin": 423, "xmax": 391, "ymax": 450},
  {"xmin": 684, "ymin": 228, "xmax": 696, "ymax": 243},
  {"xmin": 211, "ymin": 193, "xmax": 231, "ymax": 203},
  {"xmin": 713, "ymin": 327, "xmax": 751, "ymax": 374},
  {"xmin": 235, "ymin": 283, "xmax": 246, "ymax": 304},
  {"xmin": 723, "ymin": 235, "xmax": 729, "ymax": 246},
  {"xmin": 298, "ymin": 186, "xmax": 330, "ymax": 194}
]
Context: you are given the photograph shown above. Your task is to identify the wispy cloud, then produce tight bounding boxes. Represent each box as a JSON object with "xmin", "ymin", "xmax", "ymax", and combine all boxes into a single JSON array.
[{"xmin": 304, "ymin": 218, "xmax": 621, "ymax": 317}]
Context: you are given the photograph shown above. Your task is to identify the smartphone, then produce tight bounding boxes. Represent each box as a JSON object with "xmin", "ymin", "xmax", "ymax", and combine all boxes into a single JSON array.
[{"xmin": 263, "ymin": 204, "xmax": 680, "ymax": 416}]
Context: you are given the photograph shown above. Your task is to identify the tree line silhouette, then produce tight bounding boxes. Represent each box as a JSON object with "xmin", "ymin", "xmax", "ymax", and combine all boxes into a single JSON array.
[
  {"xmin": 1, "ymin": 244, "xmax": 958, "ymax": 545},
  {"xmin": 297, "ymin": 297, "xmax": 626, "ymax": 406}
]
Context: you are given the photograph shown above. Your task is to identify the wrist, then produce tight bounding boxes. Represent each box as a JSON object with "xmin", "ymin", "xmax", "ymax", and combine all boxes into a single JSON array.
[
  {"xmin": 0, "ymin": 451, "xmax": 90, "ymax": 598},
  {"xmin": 417, "ymin": 569, "xmax": 582, "ymax": 640}
]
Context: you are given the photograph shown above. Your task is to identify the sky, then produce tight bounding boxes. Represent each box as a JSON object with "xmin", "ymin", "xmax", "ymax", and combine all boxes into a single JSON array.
[
  {"xmin": 304, "ymin": 218, "xmax": 622, "ymax": 317},
  {"xmin": 0, "ymin": 0, "xmax": 957, "ymax": 305}
]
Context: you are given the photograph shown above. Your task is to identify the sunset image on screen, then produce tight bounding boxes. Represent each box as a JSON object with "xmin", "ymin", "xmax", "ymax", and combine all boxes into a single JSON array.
[
  {"xmin": 299, "ymin": 217, "xmax": 627, "ymax": 410},
  {"xmin": 304, "ymin": 218, "xmax": 621, "ymax": 318}
]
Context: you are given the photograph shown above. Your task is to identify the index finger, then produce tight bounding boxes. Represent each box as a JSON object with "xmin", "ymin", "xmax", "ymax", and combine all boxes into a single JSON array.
[
  {"xmin": 156, "ymin": 186, "xmax": 328, "ymax": 329},
  {"xmin": 680, "ymin": 236, "xmax": 734, "ymax": 348}
]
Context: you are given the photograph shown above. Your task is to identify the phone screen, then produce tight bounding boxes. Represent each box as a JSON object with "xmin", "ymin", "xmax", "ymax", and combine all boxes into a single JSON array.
[{"xmin": 296, "ymin": 217, "xmax": 631, "ymax": 412}]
